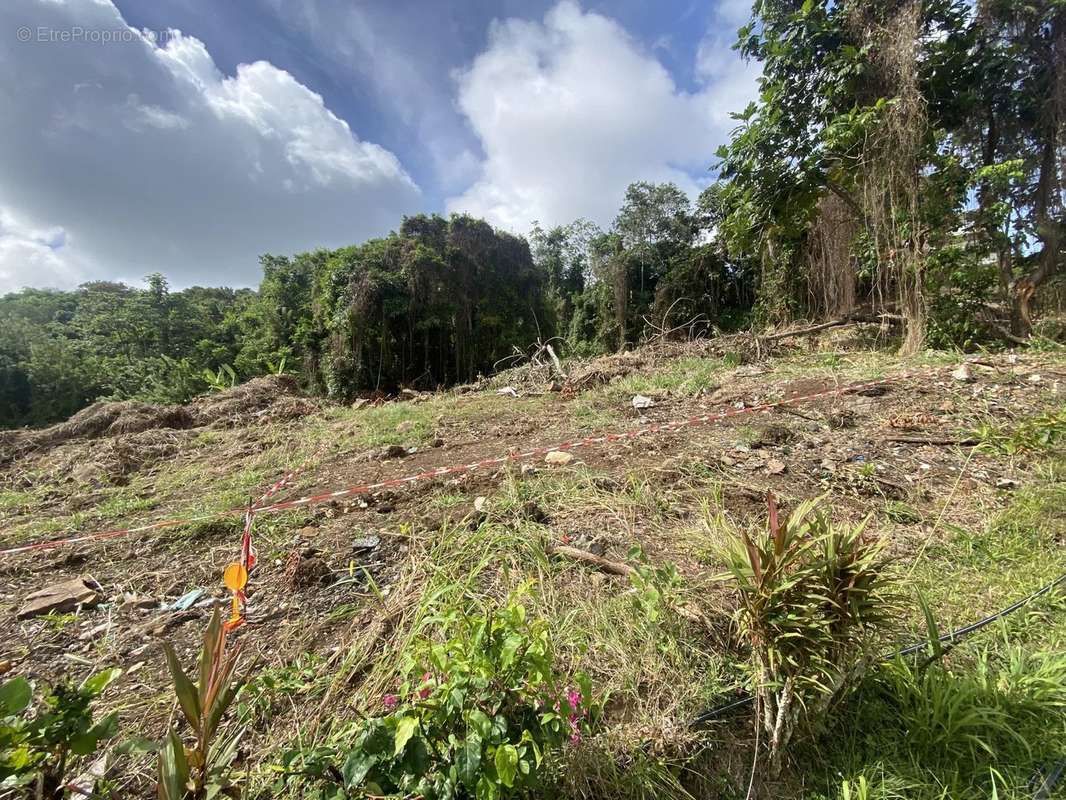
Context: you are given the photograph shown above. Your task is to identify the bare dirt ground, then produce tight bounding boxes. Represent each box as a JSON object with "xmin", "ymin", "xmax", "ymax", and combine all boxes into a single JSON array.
[{"xmin": 1, "ymin": 337, "xmax": 1064, "ymax": 798}]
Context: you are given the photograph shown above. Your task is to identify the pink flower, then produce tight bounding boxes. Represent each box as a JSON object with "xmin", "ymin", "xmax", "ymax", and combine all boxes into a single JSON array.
[
  {"xmin": 382, "ymin": 694, "xmax": 399, "ymax": 710},
  {"xmin": 416, "ymin": 672, "xmax": 434, "ymax": 701},
  {"xmin": 560, "ymin": 686, "xmax": 585, "ymax": 746}
]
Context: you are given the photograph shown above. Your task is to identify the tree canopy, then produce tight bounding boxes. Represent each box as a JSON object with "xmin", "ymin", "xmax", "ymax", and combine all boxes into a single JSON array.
[{"xmin": 1, "ymin": 0, "xmax": 1062, "ymax": 428}]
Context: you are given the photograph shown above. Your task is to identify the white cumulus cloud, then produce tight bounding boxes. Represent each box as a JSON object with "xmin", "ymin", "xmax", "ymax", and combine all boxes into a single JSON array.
[
  {"xmin": 0, "ymin": 0, "xmax": 420, "ymax": 293},
  {"xmin": 446, "ymin": 1, "xmax": 760, "ymax": 233}
]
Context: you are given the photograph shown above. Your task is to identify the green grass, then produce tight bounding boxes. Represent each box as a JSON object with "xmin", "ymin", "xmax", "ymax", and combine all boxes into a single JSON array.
[
  {"xmin": 0, "ymin": 489, "xmax": 36, "ymax": 511},
  {"xmin": 568, "ymin": 397, "xmax": 623, "ymax": 431},
  {"xmin": 95, "ymin": 493, "xmax": 158, "ymax": 519},
  {"xmin": 799, "ymin": 452, "xmax": 1066, "ymax": 800},
  {"xmin": 607, "ymin": 356, "xmax": 725, "ymax": 399},
  {"xmin": 974, "ymin": 408, "xmax": 1066, "ymax": 457},
  {"xmin": 256, "ymin": 464, "xmax": 729, "ymax": 800}
]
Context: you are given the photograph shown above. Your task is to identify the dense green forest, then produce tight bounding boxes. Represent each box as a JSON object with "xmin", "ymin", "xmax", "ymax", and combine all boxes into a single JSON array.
[
  {"xmin": 1, "ymin": 0, "xmax": 1062, "ymax": 430},
  {"xmin": 0, "ymin": 194, "xmax": 749, "ymax": 429}
]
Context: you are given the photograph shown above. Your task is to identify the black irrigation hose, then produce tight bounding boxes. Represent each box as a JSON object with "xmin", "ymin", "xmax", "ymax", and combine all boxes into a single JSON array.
[
  {"xmin": 1032, "ymin": 759, "xmax": 1066, "ymax": 800},
  {"xmin": 689, "ymin": 571, "xmax": 1066, "ymax": 728}
]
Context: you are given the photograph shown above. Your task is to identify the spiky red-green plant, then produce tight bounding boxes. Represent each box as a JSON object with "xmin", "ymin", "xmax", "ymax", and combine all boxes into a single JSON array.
[
  {"xmin": 158, "ymin": 608, "xmax": 247, "ymax": 800},
  {"xmin": 716, "ymin": 492, "xmax": 895, "ymax": 769}
]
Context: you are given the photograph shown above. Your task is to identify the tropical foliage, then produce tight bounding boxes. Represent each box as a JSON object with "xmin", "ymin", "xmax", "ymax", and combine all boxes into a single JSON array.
[
  {"xmin": 0, "ymin": 0, "xmax": 1062, "ymax": 431},
  {"xmin": 275, "ymin": 596, "xmax": 591, "ymax": 800},
  {"xmin": 0, "ymin": 669, "xmax": 121, "ymax": 798}
]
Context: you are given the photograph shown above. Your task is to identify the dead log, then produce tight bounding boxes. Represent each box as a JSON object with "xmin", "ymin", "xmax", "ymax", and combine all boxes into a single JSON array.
[
  {"xmin": 881, "ymin": 435, "xmax": 979, "ymax": 446},
  {"xmin": 549, "ymin": 544, "xmax": 635, "ymax": 576},
  {"xmin": 544, "ymin": 343, "xmax": 566, "ymax": 379},
  {"xmin": 761, "ymin": 313, "xmax": 905, "ymax": 344},
  {"xmin": 761, "ymin": 318, "xmax": 853, "ymax": 342}
]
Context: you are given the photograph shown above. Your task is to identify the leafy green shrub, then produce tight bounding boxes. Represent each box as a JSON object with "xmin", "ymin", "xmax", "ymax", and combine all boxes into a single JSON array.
[
  {"xmin": 158, "ymin": 608, "xmax": 248, "ymax": 800},
  {"xmin": 715, "ymin": 494, "xmax": 896, "ymax": 769},
  {"xmin": 973, "ymin": 409, "xmax": 1066, "ymax": 456},
  {"xmin": 284, "ymin": 595, "xmax": 591, "ymax": 800},
  {"xmin": 628, "ymin": 547, "xmax": 683, "ymax": 625},
  {"xmin": 0, "ymin": 669, "xmax": 121, "ymax": 797},
  {"xmin": 925, "ymin": 246, "xmax": 998, "ymax": 351},
  {"xmin": 202, "ymin": 363, "xmax": 238, "ymax": 392}
]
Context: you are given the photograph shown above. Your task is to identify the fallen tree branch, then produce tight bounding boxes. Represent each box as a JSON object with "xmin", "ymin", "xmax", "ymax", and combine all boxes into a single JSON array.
[
  {"xmin": 544, "ymin": 343, "xmax": 566, "ymax": 380},
  {"xmin": 549, "ymin": 544, "xmax": 635, "ymax": 576},
  {"xmin": 990, "ymin": 322, "xmax": 1031, "ymax": 347},
  {"xmin": 761, "ymin": 318, "xmax": 853, "ymax": 342},
  {"xmin": 760, "ymin": 313, "xmax": 905, "ymax": 344},
  {"xmin": 881, "ymin": 435, "xmax": 979, "ymax": 446}
]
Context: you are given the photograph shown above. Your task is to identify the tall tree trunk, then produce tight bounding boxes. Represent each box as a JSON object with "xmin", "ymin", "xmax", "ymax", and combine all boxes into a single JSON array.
[
  {"xmin": 1012, "ymin": 9, "xmax": 1064, "ymax": 336},
  {"xmin": 1013, "ymin": 136, "xmax": 1063, "ymax": 334},
  {"xmin": 613, "ymin": 257, "xmax": 628, "ymax": 351},
  {"xmin": 979, "ymin": 99, "xmax": 1014, "ymax": 300}
]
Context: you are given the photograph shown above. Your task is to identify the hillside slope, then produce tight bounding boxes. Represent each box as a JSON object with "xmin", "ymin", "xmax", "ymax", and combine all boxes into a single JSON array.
[{"xmin": 2, "ymin": 338, "xmax": 1065, "ymax": 799}]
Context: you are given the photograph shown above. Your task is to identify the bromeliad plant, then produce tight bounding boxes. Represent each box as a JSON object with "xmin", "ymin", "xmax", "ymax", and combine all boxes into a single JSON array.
[
  {"xmin": 715, "ymin": 493, "xmax": 895, "ymax": 770},
  {"xmin": 295, "ymin": 595, "xmax": 591, "ymax": 800},
  {"xmin": 0, "ymin": 669, "xmax": 121, "ymax": 798},
  {"xmin": 158, "ymin": 608, "xmax": 248, "ymax": 800}
]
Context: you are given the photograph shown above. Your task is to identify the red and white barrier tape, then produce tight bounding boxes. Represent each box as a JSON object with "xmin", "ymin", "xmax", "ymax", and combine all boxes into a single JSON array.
[{"xmin": 0, "ymin": 365, "xmax": 942, "ymax": 557}]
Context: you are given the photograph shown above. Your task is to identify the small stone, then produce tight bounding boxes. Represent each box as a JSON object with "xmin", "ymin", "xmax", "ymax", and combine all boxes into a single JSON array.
[
  {"xmin": 1029, "ymin": 373, "xmax": 1042, "ymax": 383},
  {"xmin": 79, "ymin": 622, "xmax": 112, "ymax": 641},
  {"xmin": 290, "ymin": 556, "xmax": 332, "ymax": 588},
  {"xmin": 544, "ymin": 451, "xmax": 574, "ymax": 466},
  {"xmin": 995, "ymin": 477, "xmax": 1020, "ymax": 490},
  {"xmin": 631, "ymin": 394, "xmax": 656, "ymax": 410},
  {"xmin": 119, "ymin": 594, "xmax": 157, "ymax": 613},
  {"xmin": 766, "ymin": 459, "xmax": 787, "ymax": 475},
  {"xmin": 351, "ymin": 535, "xmax": 380, "ymax": 553},
  {"xmin": 474, "ymin": 496, "xmax": 489, "ymax": 513},
  {"xmin": 18, "ymin": 576, "xmax": 101, "ymax": 619},
  {"xmin": 951, "ymin": 364, "xmax": 974, "ymax": 383}
]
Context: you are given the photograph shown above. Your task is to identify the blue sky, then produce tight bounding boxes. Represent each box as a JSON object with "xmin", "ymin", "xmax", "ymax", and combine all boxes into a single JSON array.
[
  {"xmin": 0, "ymin": 0, "xmax": 758, "ymax": 291},
  {"xmin": 114, "ymin": 0, "xmax": 730, "ymax": 205}
]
